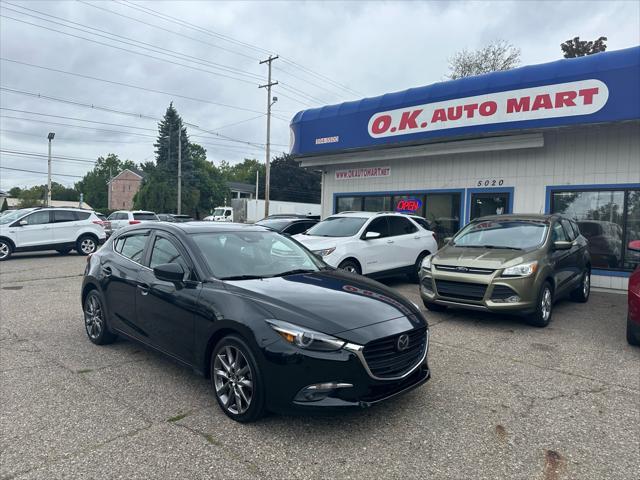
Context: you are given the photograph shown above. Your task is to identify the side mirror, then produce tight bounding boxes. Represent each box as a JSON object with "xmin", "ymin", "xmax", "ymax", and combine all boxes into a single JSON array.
[
  {"xmin": 553, "ymin": 241, "xmax": 572, "ymax": 250},
  {"xmin": 629, "ymin": 240, "xmax": 640, "ymax": 252},
  {"xmin": 19, "ymin": 220, "xmax": 28, "ymax": 226},
  {"xmin": 153, "ymin": 263, "xmax": 185, "ymax": 283},
  {"xmin": 364, "ymin": 231, "xmax": 381, "ymax": 240},
  {"xmin": 443, "ymin": 237, "xmax": 452, "ymax": 245}
]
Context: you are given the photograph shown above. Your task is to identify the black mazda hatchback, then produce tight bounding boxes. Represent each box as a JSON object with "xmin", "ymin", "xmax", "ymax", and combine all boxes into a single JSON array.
[{"xmin": 81, "ymin": 222, "xmax": 430, "ymax": 422}]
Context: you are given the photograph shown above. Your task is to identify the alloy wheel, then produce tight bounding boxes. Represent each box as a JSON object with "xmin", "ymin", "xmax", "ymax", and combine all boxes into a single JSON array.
[
  {"xmin": 343, "ymin": 265, "xmax": 357, "ymax": 273},
  {"xmin": 84, "ymin": 295, "xmax": 103, "ymax": 340},
  {"xmin": 213, "ymin": 345, "xmax": 253, "ymax": 415},
  {"xmin": 81, "ymin": 238, "xmax": 96, "ymax": 254},
  {"xmin": 583, "ymin": 273, "xmax": 590, "ymax": 298},
  {"xmin": 0, "ymin": 242, "xmax": 9, "ymax": 259},
  {"xmin": 541, "ymin": 287, "xmax": 552, "ymax": 321}
]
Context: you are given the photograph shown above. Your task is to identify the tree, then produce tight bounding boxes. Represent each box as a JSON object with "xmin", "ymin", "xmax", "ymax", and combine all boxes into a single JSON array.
[
  {"xmin": 447, "ymin": 40, "xmax": 521, "ymax": 80},
  {"xmin": 561, "ymin": 36, "xmax": 607, "ymax": 58},
  {"xmin": 134, "ymin": 104, "xmax": 228, "ymax": 217},
  {"xmin": 267, "ymin": 154, "xmax": 320, "ymax": 204},
  {"xmin": 8, "ymin": 187, "xmax": 21, "ymax": 197},
  {"xmin": 16, "ymin": 182, "xmax": 78, "ymax": 207},
  {"xmin": 75, "ymin": 154, "xmax": 137, "ymax": 211},
  {"xmin": 219, "ymin": 158, "xmax": 265, "ymax": 186}
]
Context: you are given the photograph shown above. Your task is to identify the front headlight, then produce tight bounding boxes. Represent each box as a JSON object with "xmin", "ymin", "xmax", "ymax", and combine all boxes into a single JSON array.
[
  {"xmin": 421, "ymin": 255, "xmax": 433, "ymax": 271},
  {"xmin": 313, "ymin": 247, "xmax": 336, "ymax": 257},
  {"xmin": 266, "ymin": 319, "xmax": 345, "ymax": 351},
  {"xmin": 502, "ymin": 261, "xmax": 538, "ymax": 277}
]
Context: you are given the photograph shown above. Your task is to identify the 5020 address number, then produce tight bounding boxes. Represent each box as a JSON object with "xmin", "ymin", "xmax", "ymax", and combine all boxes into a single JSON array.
[{"xmin": 476, "ymin": 179, "xmax": 505, "ymax": 187}]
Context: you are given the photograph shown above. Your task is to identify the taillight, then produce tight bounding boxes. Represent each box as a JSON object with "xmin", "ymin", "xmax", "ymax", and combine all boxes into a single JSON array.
[
  {"xmin": 86, "ymin": 253, "xmax": 93, "ymax": 264},
  {"xmin": 93, "ymin": 220, "xmax": 104, "ymax": 226},
  {"xmin": 129, "ymin": 220, "xmax": 141, "ymax": 225}
]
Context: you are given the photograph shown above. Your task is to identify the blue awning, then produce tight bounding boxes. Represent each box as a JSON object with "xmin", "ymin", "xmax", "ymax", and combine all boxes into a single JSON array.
[{"xmin": 290, "ymin": 46, "xmax": 640, "ymax": 157}]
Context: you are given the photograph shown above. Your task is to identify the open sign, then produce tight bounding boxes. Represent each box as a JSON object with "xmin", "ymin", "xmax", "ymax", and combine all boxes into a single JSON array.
[{"xmin": 396, "ymin": 198, "xmax": 422, "ymax": 212}]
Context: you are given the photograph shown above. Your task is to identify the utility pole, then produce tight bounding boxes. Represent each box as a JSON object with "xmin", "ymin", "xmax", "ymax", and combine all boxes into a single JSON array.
[
  {"xmin": 47, "ymin": 132, "xmax": 55, "ymax": 206},
  {"xmin": 107, "ymin": 166, "xmax": 113, "ymax": 210},
  {"xmin": 177, "ymin": 128, "xmax": 182, "ymax": 215},
  {"xmin": 255, "ymin": 170, "xmax": 259, "ymax": 200},
  {"xmin": 259, "ymin": 55, "xmax": 278, "ymax": 217}
]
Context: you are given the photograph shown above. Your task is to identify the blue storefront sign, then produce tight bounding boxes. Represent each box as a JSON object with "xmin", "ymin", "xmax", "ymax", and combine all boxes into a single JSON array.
[{"xmin": 290, "ymin": 46, "xmax": 640, "ymax": 157}]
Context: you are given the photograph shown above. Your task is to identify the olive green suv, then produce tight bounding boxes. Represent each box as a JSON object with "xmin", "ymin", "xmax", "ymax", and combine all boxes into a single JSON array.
[{"xmin": 419, "ymin": 214, "xmax": 591, "ymax": 327}]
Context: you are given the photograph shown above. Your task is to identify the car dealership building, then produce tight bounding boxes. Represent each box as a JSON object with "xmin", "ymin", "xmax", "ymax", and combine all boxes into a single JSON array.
[{"xmin": 290, "ymin": 46, "xmax": 640, "ymax": 291}]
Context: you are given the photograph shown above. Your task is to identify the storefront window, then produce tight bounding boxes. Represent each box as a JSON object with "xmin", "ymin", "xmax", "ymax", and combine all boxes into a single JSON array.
[
  {"xmin": 336, "ymin": 196, "xmax": 362, "ymax": 213},
  {"xmin": 425, "ymin": 193, "xmax": 461, "ymax": 243},
  {"xmin": 363, "ymin": 196, "xmax": 392, "ymax": 212},
  {"xmin": 393, "ymin": 195, "xmax": 425, "ymax": 216},
  {"xmin": 551, "ymin": 188, "xmax": 639, "ymax": 271},
  {"xmin": 470, "ymin": 192, "xmax": 511, "ymax": 221}
]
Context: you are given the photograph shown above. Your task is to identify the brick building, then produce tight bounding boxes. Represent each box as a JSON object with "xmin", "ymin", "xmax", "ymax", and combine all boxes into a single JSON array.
[{"xmin": 108, "ymin": 169, "xmax": 143, "ymax": 210}]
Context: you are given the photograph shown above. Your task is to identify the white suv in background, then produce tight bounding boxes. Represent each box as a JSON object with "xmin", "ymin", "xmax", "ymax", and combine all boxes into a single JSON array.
[
  {"xmin": 107, "ymin": 210, "xmax": 159, "ymax": 231},
  {"xmin": 0, "ymin": 207, "xmax": 107, "ymax": 261},
  {"xmin": 294, "ymin": 211, "xmax": 438, "ymax": 282}
]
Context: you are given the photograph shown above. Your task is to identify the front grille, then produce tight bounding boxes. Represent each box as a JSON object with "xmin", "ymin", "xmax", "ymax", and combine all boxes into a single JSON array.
[
  {"xmin": 434, "ymin": 264, "xmax": 495, "ymax": 275},
  {"xmin": 491, "ymin": 285, "xmax": 518, "ymax": 300},
  {"xmin": 434, "ymin": 280, "xmax": 487, "ymax": 301},
  {"xmin": 362, "ymin": 327, "xmax": 427, "ymax": 379}
]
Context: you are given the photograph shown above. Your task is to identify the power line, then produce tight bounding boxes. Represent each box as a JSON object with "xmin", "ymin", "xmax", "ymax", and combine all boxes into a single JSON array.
[
  {"xmin": 2, "ymin": 3, "xmax": 265, "ymax": 82},
  {"xmin": 80, "ymin": 0, "xmax": 348, "ymax": 105},
  {"xmin": 0, "ymin": 14, "xmax": 262, "ymax": 87},
  {"xmin": 78, "ymin": 0, "xmax": 261, "ymax": 62},
  {"xmin": 0, "ymin": 165, "xmax": 83, "ymax": 179},
  {"xmin": 1, "ymin": 149, "xmax": 98, "ymax": 164},
  {"xmin": 0, "ymin": 128, "xmax": 149, "ymax": 144},
  {"xmin": 117, "ymin": 0, "xmax": 363, "ymax": 97},
  {"xmin": 0, "ymin": 58, "xmax": 266, "ymax": 115}
]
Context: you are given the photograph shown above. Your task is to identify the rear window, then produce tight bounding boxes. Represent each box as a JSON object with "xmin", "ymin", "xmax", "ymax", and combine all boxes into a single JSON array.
[
  {"xmin": 77, "ymin": 212, "xmax": 92, "ymax": 220},
  {"xmin": 411, "ymin": 217, "xmax": 431, "ymax": 230},
  {"xmin": 133, "ymin": 212, "xmax": 158, "ymax": 221},
  {"xmin": 53, "ymin": 210, "xmax": 77, "ymax": 223}
]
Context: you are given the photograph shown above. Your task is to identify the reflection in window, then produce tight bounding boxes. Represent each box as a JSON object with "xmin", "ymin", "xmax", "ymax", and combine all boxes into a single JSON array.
[
  {"xmin": 363, "ymin": 196, "xmax": 391, "ymax": 212},
  {"xmin": 336, "ymin": 196, "xmax": 361, "ymax": 213},
  {"xmin": 150, "ymin": 237, "xmax": 188, "ymax": 270},
  {"xmin": 551, "ymin": 189, "xmax": 638, "ymax": 271},
  {"xmin": 424, "ymin": 193, "xmax": 461, "ymax": 245}
]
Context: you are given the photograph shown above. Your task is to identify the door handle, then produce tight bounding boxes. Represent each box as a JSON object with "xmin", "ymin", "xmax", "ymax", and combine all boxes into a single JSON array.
[
  {"xmin": 102, "ymin": 266, "xmax": 112, "ymax": 277},
  {"xmin": 414, "ymin": 235, "xmax": 421, "ymax": 239},
  {"xmin": 137, "ymin": 283, "xmax": 149, "ymax": 296},
  {"xmin": 386, "ymin": 239, "xmax": 394, "ymax": 244}
]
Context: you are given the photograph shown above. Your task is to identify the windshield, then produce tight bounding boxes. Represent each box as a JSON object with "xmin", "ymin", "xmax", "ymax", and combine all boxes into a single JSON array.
[
  {"xmin": 0, "ymin": 208, "xmax": 35, "ymax": 225},
  {"xmin": 255, "ymin": 219, "xmax": 290, "ymax": 231},
  {"xmin": 305, "ymin": 216, "xmax": 367, "ymax": 237},
  {"xmin": 192, "ymin": 231, "xmax": 323, "ymax": 279},
  {"xmin": 453, "ymin": 220, "xmax": 548, "ymax": 249},
  {"xmin": 133, "ymin": 212, "xmax": 158, "ymax": 221},
  {"xmin": 213, "ymin": 208, "xmax": 226, "ymax": 216}
]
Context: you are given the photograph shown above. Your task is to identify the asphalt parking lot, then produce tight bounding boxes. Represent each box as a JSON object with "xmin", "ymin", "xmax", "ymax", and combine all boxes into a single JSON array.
[{"xmin": 1, "ymin": 252, "xmax": 638, "ymax": 480}]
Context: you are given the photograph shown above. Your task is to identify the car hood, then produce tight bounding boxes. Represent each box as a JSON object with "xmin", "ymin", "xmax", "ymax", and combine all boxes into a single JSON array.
[
  {"xmin": 433, "ymin": 245, "xmax": 533, "ymax": 269},
  {"xmin": 224, "ymin": 270, "xmax": 424, "ymax": 340},
  {"xmin": 293, "ymin": 234, "xmax": 342, "ymax": 250}
]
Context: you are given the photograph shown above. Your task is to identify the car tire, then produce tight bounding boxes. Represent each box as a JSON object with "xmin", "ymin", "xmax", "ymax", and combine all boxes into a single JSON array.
[
  {"xmin": 570, "ymin": 269, "xmax": 590, "ymax": 303},
  {"xmin": 338, "ymin": 259, "xmax": 361, "ymax": 275},
  {"xmin": 83, "ymin": 290, "xmax": 117, "ymax": 345},
  {"xmin": 211, "ymin": 335, "xmax": 265, "ymax": 423},
  {"xmin": 527, "ymin": 281, "xmax": 554, "ymax": 327},
  {"xmin": 627, "ymin": 315, "xmax": 640, "ymax": 346},
  {"xmin": 408, "ymin": 252, "xmax": 428, "ymax": 284},
  {"xmin": 76, "ymin": 235, "xmax": 98, "ymax": 256},
  {"xmin": 57, "ymin": 248, "xmax": 72, "ymax": 255},
  {"xmin": 423, "ymin": 300, "xmax": 447, "ymax": 312},
  {"xmin": 0, "ymin": 239, "xmax": 13, "ymax": 261}
]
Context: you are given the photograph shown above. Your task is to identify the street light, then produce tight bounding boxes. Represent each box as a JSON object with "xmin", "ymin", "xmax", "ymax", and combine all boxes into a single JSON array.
[{"xmin": 47, "ymin": 132, "xmax": 55, "ymax": 206}]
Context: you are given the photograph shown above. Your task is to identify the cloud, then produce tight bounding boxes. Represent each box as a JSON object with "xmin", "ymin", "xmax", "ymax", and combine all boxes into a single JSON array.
[{"xmin": 1, "ymin": 0, "xmax": 638, "ymax": 189}]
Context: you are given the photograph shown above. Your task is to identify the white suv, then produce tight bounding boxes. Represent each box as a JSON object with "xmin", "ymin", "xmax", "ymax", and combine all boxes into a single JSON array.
[
  {"xmin": 294, "ymin": 211, "xmax": 438, "ymax": 281},
  {"xmin": 107, "ymin": 210, "xmax": 159, "ymax": 231},
  {"xmin": 0, "ymin": 207, "xmax": 107, "ymax": 261}
]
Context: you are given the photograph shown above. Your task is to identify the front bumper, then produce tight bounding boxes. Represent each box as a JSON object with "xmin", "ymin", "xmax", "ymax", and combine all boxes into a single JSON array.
[
  {"xmin": 261, "ymin": 333, "xmax": 430, "ymax": 414},
  {"xmin": 419, "ymin": 268, "xmax": 538, "ymax": 314}
]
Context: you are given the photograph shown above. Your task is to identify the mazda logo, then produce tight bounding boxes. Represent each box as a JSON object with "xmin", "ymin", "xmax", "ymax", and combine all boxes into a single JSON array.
[{"xmin": 397, "ymin": 334, "xmax": 410, "ymax": 351}]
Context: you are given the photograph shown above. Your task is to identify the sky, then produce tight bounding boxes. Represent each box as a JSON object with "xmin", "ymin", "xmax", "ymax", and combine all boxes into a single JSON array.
[{"xmin": 0, "ymin": 0, "xmax": 639, "ymax": 190}]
